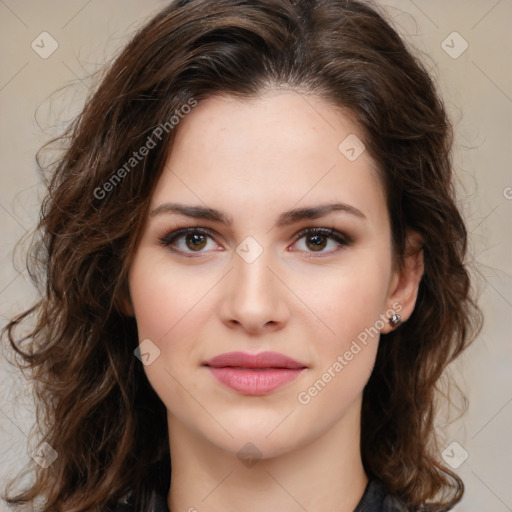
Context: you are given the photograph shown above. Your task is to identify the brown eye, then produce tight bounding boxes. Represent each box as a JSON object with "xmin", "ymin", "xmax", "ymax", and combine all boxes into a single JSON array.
[
  {"xmin": 305, "ymin": 234, "xmax": 328, "ymax": 251},
  {"xmin": 291, "ymin": 228, "xmax": 352, "ymax": 255},
  {"xmin": 185, "ymin": 233, "xmax": 207, "ymax": 251},
  {"xmin": 159, "ymin": 228, "xmax": 219, "ymax": 257}
]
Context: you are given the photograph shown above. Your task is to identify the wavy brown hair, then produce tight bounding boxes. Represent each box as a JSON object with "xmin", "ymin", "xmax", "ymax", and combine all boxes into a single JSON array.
[{"xmin": 2, "ymin": 0, "xmax": 482, "ymax": 511}]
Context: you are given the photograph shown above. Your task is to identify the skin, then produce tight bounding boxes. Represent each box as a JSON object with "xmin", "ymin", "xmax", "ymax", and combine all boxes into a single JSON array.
[{"xmin": 125, "ymin": 90, "xmax": 424, "ymax": 512}]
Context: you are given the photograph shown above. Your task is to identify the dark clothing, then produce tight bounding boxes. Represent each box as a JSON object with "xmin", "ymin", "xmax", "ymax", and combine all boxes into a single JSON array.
[{"xmin": 114, "ymin": 458, "xmax": 409, "ymax": 511}]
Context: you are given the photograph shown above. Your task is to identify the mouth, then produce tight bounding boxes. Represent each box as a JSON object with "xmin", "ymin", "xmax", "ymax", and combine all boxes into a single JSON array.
[{"xmin": 203, "ymin": 351, "xmax": 308, "ymax": 396}]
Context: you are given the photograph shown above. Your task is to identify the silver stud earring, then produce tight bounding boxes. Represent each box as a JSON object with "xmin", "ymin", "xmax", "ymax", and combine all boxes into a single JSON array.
[{"xmin": 389, "ymin": 314, "xmax": 402, "ymax": 327}]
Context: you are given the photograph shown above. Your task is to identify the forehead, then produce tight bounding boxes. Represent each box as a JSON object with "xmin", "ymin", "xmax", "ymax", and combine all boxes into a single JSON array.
[{"xmin": 151, "ymin": 91, "xmax": 386, "ymax": 225}]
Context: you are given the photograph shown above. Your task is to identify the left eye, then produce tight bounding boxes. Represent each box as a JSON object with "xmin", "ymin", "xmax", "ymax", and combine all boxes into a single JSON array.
[
  {"xmin": 159, "ymin": 227, "xmax": 351, "ymax": 257},
  {"xmin": 291, "ymin": 227, "xmax": 351, "ymax": 254}
]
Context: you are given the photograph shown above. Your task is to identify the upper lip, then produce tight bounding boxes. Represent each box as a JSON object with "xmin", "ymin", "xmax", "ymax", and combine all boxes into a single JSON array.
[{"xmin": 203, "ymin": 351, "xmax": 307, "ymax": 369}]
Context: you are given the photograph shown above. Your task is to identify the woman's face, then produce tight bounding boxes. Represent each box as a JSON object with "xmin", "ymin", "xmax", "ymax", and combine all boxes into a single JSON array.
[{"xmin": 127, "ymin": 90, "xmax": 410, "ymax": 459}]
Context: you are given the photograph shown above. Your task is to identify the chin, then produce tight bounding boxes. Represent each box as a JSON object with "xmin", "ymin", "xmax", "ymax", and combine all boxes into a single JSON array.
[
  {"xmin": 204, "ymin": 411, "xmax": 307, "ymax": 459},
  {"xmin": 216, "ymin": 432, "xmax": 302, "ymax": 462}
]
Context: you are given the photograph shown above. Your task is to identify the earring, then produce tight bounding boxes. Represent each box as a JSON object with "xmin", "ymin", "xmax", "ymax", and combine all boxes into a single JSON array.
[{"xmin": 389, "ymin": 314, "xmax": 402, "ymax": 327}]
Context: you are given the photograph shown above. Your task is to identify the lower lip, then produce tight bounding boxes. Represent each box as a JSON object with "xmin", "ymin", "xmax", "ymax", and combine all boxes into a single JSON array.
[{"xmin": 207, "ymin": 367, "xmax": 305, "ymax": 395}]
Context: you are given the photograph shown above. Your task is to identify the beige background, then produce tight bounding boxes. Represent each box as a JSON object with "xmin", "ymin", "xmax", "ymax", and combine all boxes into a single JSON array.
[{"xmin": 0, "ymin": 1, "xmax": 511, "ymax": 510}]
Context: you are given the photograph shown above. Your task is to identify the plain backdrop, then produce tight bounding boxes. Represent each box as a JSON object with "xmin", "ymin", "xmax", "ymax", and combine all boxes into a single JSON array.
[{"xmin": 0, "ymin": 1, "xmax": 511, "ymax": 511}]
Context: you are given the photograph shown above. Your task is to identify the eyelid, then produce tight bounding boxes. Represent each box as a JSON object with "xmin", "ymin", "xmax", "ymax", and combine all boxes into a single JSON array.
[
  {"xmin": 292, "ymin": 227, "xmax": 353, "ymax": 247},
  {"xmin": 287, "ymin": 227, "xmax": 353, "ymax": 258},
  {"xmin": 158, "ymin": 226, "xmax": 352, "ymax": 257},
  {"xmin": 158, "ymin": 226, "xmax": 217, "ymax": 246},
  {"xmin": 158, "ymin": 227, "xmax": 221, "ymax": 258}
]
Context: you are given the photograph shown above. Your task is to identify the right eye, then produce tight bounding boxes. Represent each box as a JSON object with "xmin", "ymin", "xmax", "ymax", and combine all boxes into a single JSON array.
[{"xmin": 158, "ymin": 227, "xmax": 223, "ymax": 258}]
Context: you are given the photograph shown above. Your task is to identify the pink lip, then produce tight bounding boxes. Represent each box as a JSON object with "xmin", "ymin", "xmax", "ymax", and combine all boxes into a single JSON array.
[{"xmin": 203, "ymin": 351, "xmax": 307, "ymax": 396}]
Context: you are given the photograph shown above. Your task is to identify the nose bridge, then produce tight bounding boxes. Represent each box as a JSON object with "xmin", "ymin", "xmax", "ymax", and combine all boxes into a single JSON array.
[
  {"xmin": 235, "ymin": 248, "xmax": 273, "ymax": 296},
  {"xmin": 220, "ymin": 239, "xmax": 288, "ymax": 331}
]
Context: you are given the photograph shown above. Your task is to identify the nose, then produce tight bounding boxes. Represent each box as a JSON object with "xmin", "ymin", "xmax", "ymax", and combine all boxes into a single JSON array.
[{"xmin": 219, "ymin": 248, "xmax": 290, "ymax": 335}]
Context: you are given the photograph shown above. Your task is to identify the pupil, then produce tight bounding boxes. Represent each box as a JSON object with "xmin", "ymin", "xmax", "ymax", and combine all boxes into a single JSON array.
[
  {"xmin": 186, "ymin": 233, "xmax": 206, "ymax": 251},
  {"xmin": 307, "ymin": 234, "xmax": 326, "ymax": 251}
]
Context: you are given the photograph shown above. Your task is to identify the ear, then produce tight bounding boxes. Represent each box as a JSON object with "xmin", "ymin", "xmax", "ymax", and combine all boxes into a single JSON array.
[{"xmin": 380, "ymin": 230, "xmax": 424, "ymax": 334}]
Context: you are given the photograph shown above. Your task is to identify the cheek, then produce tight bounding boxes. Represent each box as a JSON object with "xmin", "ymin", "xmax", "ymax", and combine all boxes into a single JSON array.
[
  {"xmin": 127, "ymin": 255, "xmax": 208, "ymax": 392},
  {"xmin": 304, "ymin": 260, "xmax": 390, "ymax": 339},
  {"xmin": 128, "ymin": 252, "xmax": 209, "ymax": 345},
  {"xmin": 128, "ymin": 267, "xmax": 198, "ymax": 419},
  {"xmin": 294, "ymin": 271, "xmax": 385, "ymax": 419},
  {"xmin": 127, "ymin": 248, "xmax": 231, "ymax": 392},
  {"xmin": 295, "ymin": 253, "xmax": 391, "ymax": 404}
]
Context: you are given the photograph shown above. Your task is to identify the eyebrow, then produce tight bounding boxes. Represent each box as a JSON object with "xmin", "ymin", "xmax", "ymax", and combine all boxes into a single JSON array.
[{"xmin": 150, "ymin": 201, "xmax": 366, "ymax": 226}]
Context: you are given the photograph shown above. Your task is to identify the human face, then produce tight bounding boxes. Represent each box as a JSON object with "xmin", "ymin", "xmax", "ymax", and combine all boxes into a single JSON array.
[{"xmin": 127, "ymin": 90, "xmax": 402, "ymax": 458}]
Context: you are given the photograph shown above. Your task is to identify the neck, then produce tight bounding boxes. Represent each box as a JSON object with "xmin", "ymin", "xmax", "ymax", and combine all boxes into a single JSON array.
[{"xmin": 166, "ymin": 399, "xmax": 368, "ymax": 512}]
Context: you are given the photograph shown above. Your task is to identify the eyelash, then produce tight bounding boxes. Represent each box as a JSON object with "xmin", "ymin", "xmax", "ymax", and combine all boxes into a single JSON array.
[{"xmin": 158, "ymin": 227, "xmax": 352, "ymax": 259}]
